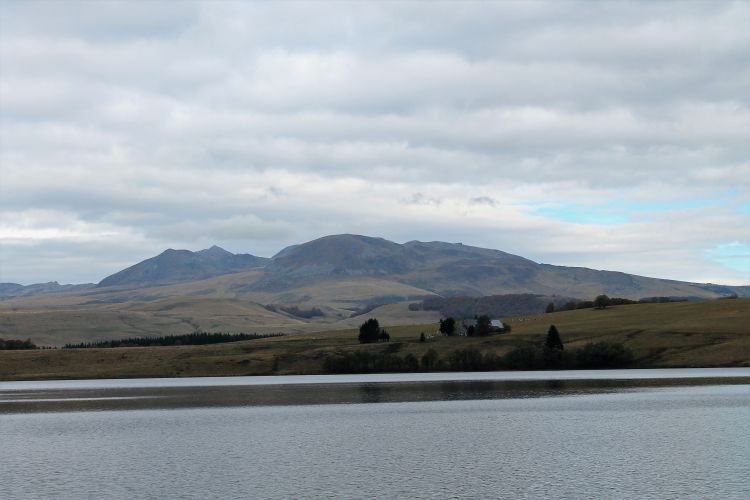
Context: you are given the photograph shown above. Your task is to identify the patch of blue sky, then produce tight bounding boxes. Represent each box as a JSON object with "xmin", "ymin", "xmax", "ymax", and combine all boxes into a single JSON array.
[
  {"xmin": 531, "ymin": 196, "xmax": 742, "ymax": 226},
  {"xmin": 706, "ymin": 242, "xmax": 750, "ymax": 275},
  {"xmin": 603, "ymin": 199, "xmax": 709, "ymax": 212},
  {"xmin": 532, "ymin": 205, "xmax": 629, "ymax": 225}
]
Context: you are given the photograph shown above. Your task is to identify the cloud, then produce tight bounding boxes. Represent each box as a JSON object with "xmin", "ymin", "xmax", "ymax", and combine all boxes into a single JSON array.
[{"xmin": 0, "ymin": 0, "xmax": 748, "ymax": 285}]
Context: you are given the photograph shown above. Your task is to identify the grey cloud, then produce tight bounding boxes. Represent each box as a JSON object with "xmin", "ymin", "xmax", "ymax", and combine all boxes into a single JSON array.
[
  {"xmin": 470, "ymin": 197, "xmax": 497, "ymax": 207},
  {"xmin": 1, "ymin": 1, "xmax": 748, "ymax": 284}
]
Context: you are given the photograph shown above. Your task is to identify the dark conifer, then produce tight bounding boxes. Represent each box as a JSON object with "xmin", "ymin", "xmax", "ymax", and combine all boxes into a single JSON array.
[{"xmin": 545, "ymin": 324, "xmax": 564, "ymax": 351}]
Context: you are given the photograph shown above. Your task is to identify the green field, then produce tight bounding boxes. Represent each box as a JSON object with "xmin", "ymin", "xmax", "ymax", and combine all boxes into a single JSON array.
[{"xmin": 1, "ymin": 299, "xmax": 748, "ymax": 380}]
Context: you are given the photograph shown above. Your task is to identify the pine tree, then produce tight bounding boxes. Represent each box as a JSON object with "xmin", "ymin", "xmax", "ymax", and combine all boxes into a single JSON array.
[
  {"xmin": 545, "ymin": 324, "xmax": 564, "ymax": 351},
  {"xmin": 358, "ymin": 318, "xmax": 381, "ymax": 344},
  {"xmin": 543, "ymin": 324, "xmax": 564, "ymax": 368}
]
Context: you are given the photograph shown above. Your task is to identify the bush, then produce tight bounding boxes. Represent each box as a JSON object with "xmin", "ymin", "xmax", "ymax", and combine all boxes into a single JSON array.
[
  {"xmin": 421, "ymin": 349, "xmax": 440, "ymax": 371},
  {"xmin": 576, "ymin": 342, "xmax": 634, "ymax": 368},
  {"xmin": 502, "ymin": 345, "xmax": 542, "ymax": 370},
  {"xmin": 482, "ymin": 352, "xmax": 503, "ymax": 370},
  {"xmin": 448, "ymin": 348, "xmax": 484, "ymax": 371},
  {"xmin": 403, "ymin": 353, "xmax": 420, "ymax": 372}
]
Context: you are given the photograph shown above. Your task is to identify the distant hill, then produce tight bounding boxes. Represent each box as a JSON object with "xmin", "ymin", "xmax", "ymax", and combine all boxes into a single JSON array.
[
  {"xmin": 97, "ymin": 246, "xmax": 268, "ymax": 287},
  {"xmin": 2, "ymin": 234, "xmax": 748, "ymax": 346},
  {"xmin": 0, "ymin": 281, "xmax": 94, "ymax": 299},
  {"xmin": 254, "ymin": 234, "xmax": 747, "ymax": 300},
  {"xmin": 11, "ymin": 234, "xmax": 747, "ymax": 301}
]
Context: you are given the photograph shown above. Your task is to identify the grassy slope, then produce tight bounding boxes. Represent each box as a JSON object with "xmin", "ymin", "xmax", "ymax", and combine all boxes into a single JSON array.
[
  {"xmin": 0, "ymin": 276, "xmax": 439, "ymax": 345},
  {"xmin": 1, "ymin": 299, "xmax": 748, "ymax": 380},
  {"xmin": 0, "ymin": 297, "xmax": 310, "ymax": 346}
]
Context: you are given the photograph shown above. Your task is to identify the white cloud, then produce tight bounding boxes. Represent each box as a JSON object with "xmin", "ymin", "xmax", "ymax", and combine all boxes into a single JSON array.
[{"xmin": 0, "ymin": 0, "xmax": 748, "ymax": 285}]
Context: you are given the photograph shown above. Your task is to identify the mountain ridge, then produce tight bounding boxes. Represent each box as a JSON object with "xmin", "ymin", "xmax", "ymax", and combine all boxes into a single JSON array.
[
  {"xmin": 96, "ymin": 246, "xmax": 268, "ymax": 288},
  {"xmin": 99, "ymin": 234, "xmax": 749, "ymax": 300},
  {"xmin": 4, "ymin": 234, "xmax": 748, "ymax": 301},
  {"xmin": 2, "ymin": 235, "xmax": 748, "ymax": 345}
]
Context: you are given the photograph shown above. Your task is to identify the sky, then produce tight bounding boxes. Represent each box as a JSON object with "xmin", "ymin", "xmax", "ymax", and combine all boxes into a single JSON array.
[{"xmin": 0, "ymin": 0, "xmax": 748, "ymax": 286}]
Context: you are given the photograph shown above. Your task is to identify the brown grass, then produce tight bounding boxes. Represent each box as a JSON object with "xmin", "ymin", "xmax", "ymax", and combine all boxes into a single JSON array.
[{"xmin": 1, "ymin": 299, "xmax": 748, "ymax": 380}]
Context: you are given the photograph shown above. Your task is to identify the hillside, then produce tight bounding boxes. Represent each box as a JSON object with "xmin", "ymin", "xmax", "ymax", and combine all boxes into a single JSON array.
[
  {"xmin": 256, "ymin": 234, "xmax": 750, "ymax": 299},
  {"xmin": 0, "ymin": 281, "xmax": 94, "ymax": 299},
  {"xmin": 1, "ymin": 299, "xmax": 748, "ymax": 380},
  {"xmin": 1, "ymin": 234, "xmax": 747, "ymax": 345}
]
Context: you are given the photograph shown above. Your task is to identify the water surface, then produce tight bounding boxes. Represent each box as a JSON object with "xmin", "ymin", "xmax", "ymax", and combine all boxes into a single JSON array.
[{"xmin": 2, "ymin": 370, "xmax": 748, "ymax": 499}]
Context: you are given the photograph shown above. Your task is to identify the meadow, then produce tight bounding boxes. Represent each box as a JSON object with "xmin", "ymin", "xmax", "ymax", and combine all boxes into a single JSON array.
[{"xmin": 1, "ymin": 299, "xmax": 747, "ymax": 380}]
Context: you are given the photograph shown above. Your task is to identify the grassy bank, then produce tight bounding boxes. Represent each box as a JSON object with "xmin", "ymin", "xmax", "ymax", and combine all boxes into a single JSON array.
[{"xmin": 1, "ymin": 299, "xmax": 748, "ymax": 380}]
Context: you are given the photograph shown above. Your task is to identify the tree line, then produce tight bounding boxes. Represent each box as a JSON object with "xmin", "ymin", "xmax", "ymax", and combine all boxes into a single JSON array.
[
  {"xmin": 326, "ymin": 323, "xmax": 633, "ymax": 373},
  {"xmin": 264, "ymin": 304, "xmax": 324, "ymax": 318},
  {"xmin": 500, "ymin": 325, "xmax": 634, "ymax": 369},
  {"xmin": 546, "ymin": 294, "xmax": 688, "ymax": 312},
  {"xmin": 64, "ymin": 331, "xmax": 283, "ymax": 349},
  {"xmin": 0, "ymin": 338, "xmax": 38, "ymax": 350}
]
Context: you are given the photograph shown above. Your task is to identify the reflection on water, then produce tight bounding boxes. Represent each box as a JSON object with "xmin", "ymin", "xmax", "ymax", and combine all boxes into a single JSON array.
[
  {"xmin": 1, "ymin": 384, "xmax": 748, "ymax": 500},
  {"xmin": 1, "ymin": 370, "xmax": 748, "ymax": 414},
  {"xmin": 2, "ymin": 367, "xmax": 749, "ymax": 391}
]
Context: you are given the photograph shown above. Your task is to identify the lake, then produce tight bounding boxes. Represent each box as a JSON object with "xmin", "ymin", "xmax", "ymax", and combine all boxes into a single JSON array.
[{"xmin": 2, "ymin": 369, "xmax": 749, "ymax": 499}]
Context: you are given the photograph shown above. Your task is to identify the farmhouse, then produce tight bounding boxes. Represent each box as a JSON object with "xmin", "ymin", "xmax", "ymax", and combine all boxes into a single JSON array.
[
  {"xmin": 456, "ymin": 318, "xmax": 507, "ymax": 336},
  {"xmin": 490, "ymin": 319, "xmax": 505, "ymax": 331}
]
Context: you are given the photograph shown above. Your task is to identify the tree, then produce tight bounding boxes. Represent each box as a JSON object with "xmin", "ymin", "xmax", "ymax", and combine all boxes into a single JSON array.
[
  {"xmin": 448, "ymin": 348, "xmax": 483, "ymax": 371},
  {"xmin": 476, "ymin": 315, "xmax": 491, "ymax": 337},
  {"xmin": 379, "ymin": 329, "xmax": 390, "ymax": 342},
  {"xmin": 403, "ymin": 353, "xmax": 420, "ymax": 371},
  {"xmin": 575, "ymin": 342, "xmax": 633, "ymax": 368},
  {"xmin": 545, "ymin": 302, "xmax": 555, "ymax": 313},
  {"xmin": 358, "ymin": 318, "xmax": 381, "ymax": 344},
  {"xmin": 503, "ymin": 345, "xmax": 540, "ymax": 370},
  {"xmin": 543, "ymin": 324, "xmax": 564, "ymax": 368},
  {"xmin": 594, "ymin": 294, "xmax": 610, "ymax": 309},
  {"xmin": 545, "ymin": 325, "xmax": 564, "ymax": 351},
  {"xmin": 419, "ymin": 332, "xmax": 426, "ymax": 343},
  {"xmin": 439, "ymin": 317, "xmax": 456, "ymax": 336}
]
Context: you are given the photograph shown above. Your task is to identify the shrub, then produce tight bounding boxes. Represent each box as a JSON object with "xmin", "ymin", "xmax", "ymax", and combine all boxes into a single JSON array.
[
  {"xmin": 403, "ymin": 353, "xmax": 420, "ymax": 372},
  {"xmin": 482, "ymin": 352, "xmax": 503, "ymax": 370},
  {"xmin": 421, "ymin": 349, "xmax": 440, "ymax": 371},
  {"xmin": 503, "ymin": 345, "xmax": 541, "ymax": 370},
  {"xmin": 576, "ymin": 342, "xmax": 634, "ymax": 368},
  {"xmin": 448, "ymin": 348, "xmax": 484, "ymax": 371}
]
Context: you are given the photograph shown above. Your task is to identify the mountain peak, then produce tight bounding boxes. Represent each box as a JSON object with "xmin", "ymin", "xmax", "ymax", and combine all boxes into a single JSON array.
[
  {"xmin": 268, "ymin": 233, "xmax": 408, "ymax": 277},
  {"xmin": 98, "ymin": 245, "xmax": 266, "ymax": 288},
  {"xmin": 197, "ymin": 245, "xmax": 233, "ymax": 257},
  {"xmin": 93, "ymin": 234, "xmax": 748, "ymax": 299}
]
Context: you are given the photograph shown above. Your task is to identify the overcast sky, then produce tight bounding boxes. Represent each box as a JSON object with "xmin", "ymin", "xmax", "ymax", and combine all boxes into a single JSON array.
[{"xmin": 1, "ymin": 0, "xmax": 748, "ymax": 285}]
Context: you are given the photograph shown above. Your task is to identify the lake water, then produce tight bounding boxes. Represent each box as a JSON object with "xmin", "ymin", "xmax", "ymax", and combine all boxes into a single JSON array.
[{"xmin": 2, "ymin": 369, "xmax": 749, "ymax": 499}]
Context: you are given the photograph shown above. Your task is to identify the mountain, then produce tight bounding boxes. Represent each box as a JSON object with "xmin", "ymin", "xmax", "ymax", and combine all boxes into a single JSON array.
[
  {"xmin": 3, "ymin": 234, "xmax": 748, "ymax": 345},
  {"xmin": 72, "ymin": 234, "xmax": 750, "ymax": 298},
  {"xmin": 269, "ymin": 235, "xmax": 412, "ymax": 276},
  {"xmin": 7, "ymin": 234, "xmax": 748, "ymax": 305},
  {"xmin": 97, "ymin": 246, "xmax": 268, "ymax": 287},
  {"xmin": 0, "ymin": 281, "xmax": 95, "ymax": 299},
  {"xmin": 258, "ymin": 234, "xmax": 747, "ymax": 300}
]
